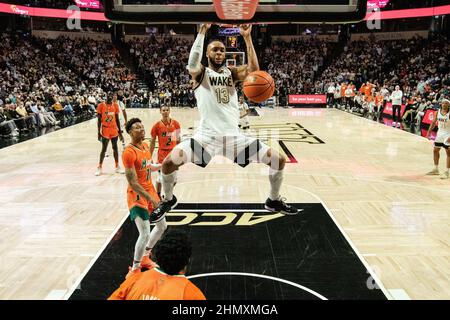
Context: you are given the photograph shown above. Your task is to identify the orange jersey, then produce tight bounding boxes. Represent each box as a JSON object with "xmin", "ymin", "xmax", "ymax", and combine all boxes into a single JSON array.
[
  {"xmin": 364, "ymin": 85, "xmax": 373, "ymax": 97},
  {"xmin": 156, "ymin": 149, "xmax": 172, "ymax": 164},
  {"xmin": 340, "ymin": 85, "xmax": 347, "ymax": 97},
  {"xmin": 375, "ymin": 94, "xmax": 383, "ymax": 106},
  {"xmin": 108, "ymin": 268, "xmax": 206, "ymax": 300},
  {"xmin": 97, "ymin": 102, "xmax": 119, "ymax": 128},
  {"xmin": 151, "ymin": 119, "xmax": 181, "ymax": 151},
  {"xmin": 97, "ymin": 102, "xmax": 120, "ymax": 138},
  {"xmin": 122, "ymin": 143, "xmax": 159, "ymax": 210},
  {"xmin": 359, "ymin": 85, "xmax": 366, "ymax": 94}
]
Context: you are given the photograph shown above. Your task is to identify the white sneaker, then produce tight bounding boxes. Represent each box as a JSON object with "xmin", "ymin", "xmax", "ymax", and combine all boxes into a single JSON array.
[
  {"xmin": 115, "ymin": 166, "xmax": 125, "ymax": 174},
  {"xmin": 439, "ymin": 171, "xmax": 449, "ymax": 179},
  {"xmin": 426, "ymin": 168, "xmax": 440, "ymax": 176},
  {"xmin": 95, "ymin": 167, "xmax": 102, "ymax": 176},
  {"xmin": 392, "ymin": 122, "xmax": 397, "ymax": 127}
]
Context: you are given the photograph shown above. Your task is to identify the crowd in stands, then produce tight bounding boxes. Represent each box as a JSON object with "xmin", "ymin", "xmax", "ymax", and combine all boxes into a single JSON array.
[
  {"xmin": 36, "ymin": 37, "xmax": 138, "ymax": 94},
  {"xmin": 261, "ymin": 38, "xmax": 334, "ymax": 106},
  {"xmin": 127, "ymin": 35, "xmax": 197, "ymax": 108},
  {"xmin": 0, "ymin": 33, "xmax": 107, "ymax": 138},
  {"xmin": 317, "ymin": 35, "xmax": 450, "ymax": 127}
]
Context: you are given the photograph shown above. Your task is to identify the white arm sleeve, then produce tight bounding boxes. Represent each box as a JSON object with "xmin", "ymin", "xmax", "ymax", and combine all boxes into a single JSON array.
[{"xmin": 187, "ymin": 33, "xmax": 205, "ymax": 73}]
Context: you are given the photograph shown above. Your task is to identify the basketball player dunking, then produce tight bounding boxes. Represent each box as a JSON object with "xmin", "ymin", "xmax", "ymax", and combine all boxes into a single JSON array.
[
  {"xmin": 150, "ymin": 24, "xmax": 298, "ymax": 222},
  {"xmin": 150, "ymin": 105, "xmax": 181, "ymax": 198}
]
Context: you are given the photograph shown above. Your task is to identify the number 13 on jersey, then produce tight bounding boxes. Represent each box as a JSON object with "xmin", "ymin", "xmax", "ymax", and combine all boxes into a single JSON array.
[{"xmin": 215, "ymin": 88, "xmax": 230, "ymax": 104}]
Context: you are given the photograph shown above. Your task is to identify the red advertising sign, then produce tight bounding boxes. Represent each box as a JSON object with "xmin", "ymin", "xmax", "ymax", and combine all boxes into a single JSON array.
[
  {"xmin": 73, "ymin": 0, "xmax": 101, "ymax": 9},
  {"xmin": 213, "ymin": 0, "xmax": 259, "ymax": 20},
  {"xmin": 382, "ymin": 102, "xmax": 407, "ymax": 117},
  {"xmin": 422, "ymin": 109, "xmax": 437, "ymax": 126},
  {"xmin": 289, "ymin": 95, "xmax": 327, "ymax": 105},
  {"xmin": 421, "ymin": 128, "xmax": 437, "ymax": 140},
  {"xmin": 0, "ymin": 3, "xmax": 108, "ymax": 21}
]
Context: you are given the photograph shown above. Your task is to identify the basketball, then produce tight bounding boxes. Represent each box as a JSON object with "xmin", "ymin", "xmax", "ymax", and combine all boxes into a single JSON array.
[{"xmin": 243, "ymin": 71, "xmax": 275, "ymax": 103}]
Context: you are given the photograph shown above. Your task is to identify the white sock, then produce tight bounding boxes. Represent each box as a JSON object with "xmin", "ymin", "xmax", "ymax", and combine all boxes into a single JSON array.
[
  {"xmin": 162, "ymin": 171, "xmax": 177, "ymax": 201},
  {"xmin": 146, "ymin": 219, "xmax": 167, "ymax": 253},
  {"xmin": 269, "ymin": 168, "xmax": 283, "ymax": 201},
  {"xmin": 133, "ymin": 217, "xmax": 151, "ymax": 269},
  {"xmin": 435, "ymin": 165, "xmax": 439, "ymax": 170}
]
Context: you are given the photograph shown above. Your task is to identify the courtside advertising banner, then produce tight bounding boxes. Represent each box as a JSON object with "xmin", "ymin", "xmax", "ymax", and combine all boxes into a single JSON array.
[
  {"xmin": 382, "ymin": 102, "xmax": 406, "ymax": 117},
  {"xmin": 422, "ymin": 109, "xmax": 437, "ymax": 126}
]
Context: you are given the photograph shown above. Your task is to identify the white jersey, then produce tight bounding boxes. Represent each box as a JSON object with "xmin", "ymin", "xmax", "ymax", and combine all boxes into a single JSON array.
[
  {"xmin": 194, "ymin": 66, "xmax": 239, "ymax": 136},
  {"xmin": 118, "ymin": 100, "xmax": 126, "ymax": 111},
  {"xmin": 437, "ymin": 110, "xmax": 450, "ymax": 133},
  {"xmin": 390, "ymin": 90, "xmax": 403, "ymax": 105},
  {"xmin": 327, "ymin": 85, "xmax": 335, "ymax": 94},
  {"xmin": 334, "ymin": 85, "xmax": 341, "ymax": 98}
]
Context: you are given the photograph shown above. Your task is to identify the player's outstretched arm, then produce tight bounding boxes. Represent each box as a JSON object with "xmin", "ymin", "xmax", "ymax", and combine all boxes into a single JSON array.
[
  {"xmin": 231, "ymin": 25, "xmax": 260, "ymax": 82},
  {"xmin": 187, "ymin": 24, "xmax": 210, "ymax": 79}
]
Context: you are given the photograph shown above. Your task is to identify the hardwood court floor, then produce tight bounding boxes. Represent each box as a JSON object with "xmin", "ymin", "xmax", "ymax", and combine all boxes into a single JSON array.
[{"xmin": 0, "ymin": 108, "xmax": 448, "ymax": 300}]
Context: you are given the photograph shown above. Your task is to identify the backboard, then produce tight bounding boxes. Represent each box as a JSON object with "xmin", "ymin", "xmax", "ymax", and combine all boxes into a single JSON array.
[{"xmin": 104, "ymin": 0, "xmax": 367, "ymax": 24}]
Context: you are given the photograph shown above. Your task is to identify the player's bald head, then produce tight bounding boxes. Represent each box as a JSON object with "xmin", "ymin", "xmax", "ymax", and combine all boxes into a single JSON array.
[{"xmin": 207, "ymin": 40, "xmax": 225, "ymax": 53}]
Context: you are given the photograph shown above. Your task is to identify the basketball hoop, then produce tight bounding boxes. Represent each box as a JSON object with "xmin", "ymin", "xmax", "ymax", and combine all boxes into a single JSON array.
[{"xmin": 213, "ymin": 0, "xmax": 260, "ymax": 21}]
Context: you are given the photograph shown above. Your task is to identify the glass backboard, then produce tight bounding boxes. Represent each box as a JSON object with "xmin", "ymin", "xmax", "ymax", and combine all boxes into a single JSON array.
[{"xmin": 104, "ymin": 0, "xmax": 367, "ymax": 24}]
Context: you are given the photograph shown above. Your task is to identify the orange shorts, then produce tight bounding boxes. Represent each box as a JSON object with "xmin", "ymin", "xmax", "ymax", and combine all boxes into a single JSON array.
[
  {"xmin": 157, "ymin": 149, "xmax": 172, "ymax": 164},
  {"xmin": 127, "ymin": 187, "xmax": 160, "ymax": 214},
  {"xmin": 102, "ymin": 127, "xmax": 119, "ymax": 140}
]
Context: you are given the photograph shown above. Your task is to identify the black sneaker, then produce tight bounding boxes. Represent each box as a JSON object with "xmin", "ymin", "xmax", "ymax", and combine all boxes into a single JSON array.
[
  {"xmin": 150, "ymin": 195, "xmax": 178, "ymax": 223},
  {"xmin": 265, "ymin": 197, "xmax": 299, "ymax": 215}
]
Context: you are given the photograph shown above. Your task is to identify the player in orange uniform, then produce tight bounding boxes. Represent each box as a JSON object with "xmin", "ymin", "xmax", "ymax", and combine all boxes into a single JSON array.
[
  {"xmin": 108, "ymin": 230, "xmax": 206, "ymax": 300},
  {"xmin": 363, "ymin": 82, "xmax": 374, "ymax": 98},
  {"xmin": 123, "ymin": 118, "xmax": 167, "ymax": 278},
  {"xmin": 374, "ymin": 91, "xmax": 384, "ymax": 120},
  {"xmin": 150, "ymin": 106, "xmax": 181, "ymax": 198},
  {"xmin": 95, "ymin": 92, "xmax": 124, "ymax": 176},
  {"xmin": 340, "ymin": 82, "xmax": 347, "ymax": 110}
]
